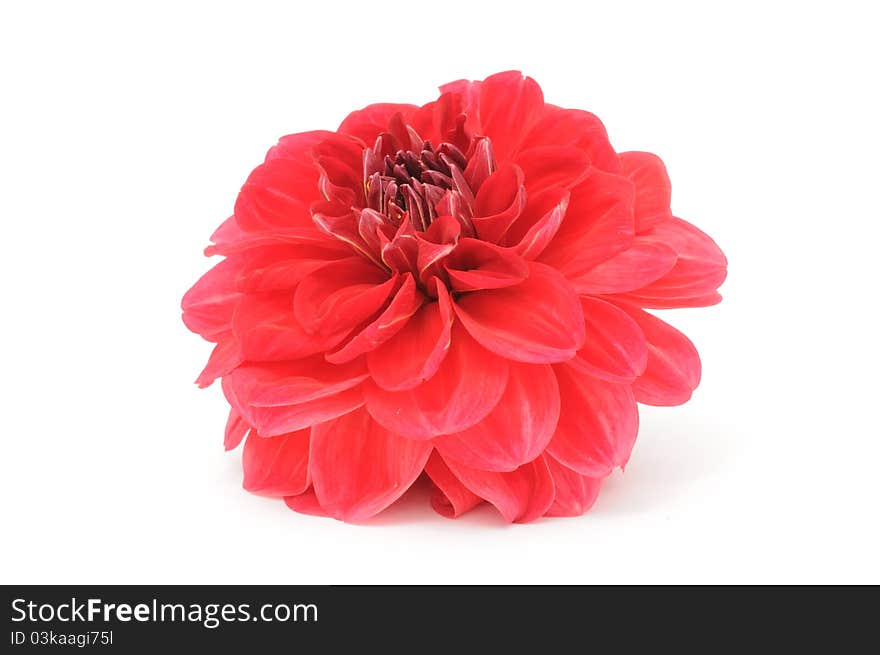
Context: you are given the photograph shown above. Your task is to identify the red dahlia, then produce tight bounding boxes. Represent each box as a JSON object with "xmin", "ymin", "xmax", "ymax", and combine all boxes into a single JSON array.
[{"xmin": 182, "ymin": 71, "xmax": 727, "ymax": 522}]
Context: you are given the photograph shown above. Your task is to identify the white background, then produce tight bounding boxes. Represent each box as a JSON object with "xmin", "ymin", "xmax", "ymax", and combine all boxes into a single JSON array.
[{"xmin": 1, "ymin": 1, "xmax": 878, "ymax": 584}]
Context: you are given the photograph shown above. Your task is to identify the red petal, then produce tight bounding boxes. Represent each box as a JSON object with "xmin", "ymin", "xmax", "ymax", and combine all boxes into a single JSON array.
[
  {"xmin": 567, "ymin": 240, "xmax": 677, "ymax": 295},
  {"xmin": 619, "ymin": 151, "xmax": 672, "ymax": 232},
  {"xmin": 613, "ymin": 303, "xmax": 702, "ymax": 406},
  {"xmin": 367, "ymin": 283, "xmax": 453, "ymax": 391},
  {"xmin": 234, "ymin": 244, "xmax": 346, "ymax": 293},
  {"xmin": 521, "ymin": 106, "xmax": 621, "ymax": 173},
  {"xmin": 547, "ymin": 365, "xmax": 639, "ymax": 477},
  {"xmin": 435, "ymin": 362, "xmax": 560, "ymax": 472},
  {"xmin": 477, "ymin": 71, "xmax": 544, "ymax": 161},
  {"xmin": 293, "ymin": 257, "xmax": 395, "ymax": 334},
  {"xmin": 234, "ymin": 157, "xmax": 320, "ymax": 233},
  {"xmin": 539, "ymin": 170, "xmax": 635, "ymax": 277},
  {"xmin": 233, "ymin": 292, "xmax": 350, "ymax": 361},
  {"xmin": 544, "ymin": 456, "xmax": 603, "ymax": 517},
  {"xmin": 568, "ymin": 297, "xmax": 647, "ymax": 383},
  {"xmin": 182, "ymin": 257, "xmax": 241, "ymax": 341},
  {"xmin": 442, "ymin": 455, "xmax": 555, "ymax": 523},
  {"xmin": 515, "ymin": 146, "xmax": 591, "ymax": 196},
  {"xmin": 246, "ymin": 356, "xmax": 368, "ymax": 407},
  {"xmin": 325, "ymin": 273, "xmax": 425, "ymax": 364},
  {"xmin": 454, "ymin": 262, "xmax": 585, "ymax": 363},
  {"xmin": 195, "ymin": 334, "xmax": 242, "ymax": 388},
  {"xmin": 283, "ymin": 488, "xmax": 328, "ymax": 517},
  {"xmin": 204, "ymin": 215, "xmax": 330, "ymax": 257},
  {"xmin": 267, "ymin": 130, "xmax": 335, "ymax": 162},
  {"xmin": 364, "ymin": 324, "xmax": 509, "ymax": 439},
  {"xmin": 471, "ymin": 163, "xmax": 526, "ymax": 243},
  {"xmin": 337, "ymin": 103, "xmax": 418, "ymax": 144},
  {"xmin": 444, "ymin": 238, "xmax": 529, "ymax": 292},
  {"xmin": 224, "ymin": 409, "xmax": 249, "ymax": 451},
  {"xmin": 425, "ymin": 452, "xmax": 483, "ymax": 518},
  {"xmin": 242, "ymin": 429, "xmax": 310, "ymax": 497},
  {"xmin": 222, "ymin": 363, "xmax": 365, "ymax": 437},
  {"xmin": 503, "ymin": 186, "xmax": 569, "ymax": 260},
  {"xmin": 309, "ymin": 407, "xmax": 432, "ymax": 521},
  {"xmin": 615, "ymin": 216, "xmax": 727, "ymax": 308}
]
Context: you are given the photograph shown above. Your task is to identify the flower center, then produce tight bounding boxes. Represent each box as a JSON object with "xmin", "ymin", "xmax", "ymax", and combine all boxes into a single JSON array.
[{"xmin": 362, "ymin": 127, "xmax": 491, "ymax": 237}]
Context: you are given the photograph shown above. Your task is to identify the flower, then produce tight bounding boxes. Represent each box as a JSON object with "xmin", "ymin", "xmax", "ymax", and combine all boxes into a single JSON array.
[{"xmin": 182, "ymin": 71, "xmax": 727, "ymax": 523}]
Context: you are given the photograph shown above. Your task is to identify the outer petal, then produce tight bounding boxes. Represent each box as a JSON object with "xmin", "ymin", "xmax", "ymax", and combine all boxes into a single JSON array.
[
  {"xmin": 367, "ymin": 283, "xmax": 453, "ymax": 391},
  {"xmin": 521, "ymin": 106, "xmax": 621, "ymax": 173},
  {"xmin": 442, "ymin": 455, "xmax": 555, "ymax": 523},
  {"xmin": 234, "ymin": 156, "xmax": 321, "ymax": 233},
  {"xmin": 454, "ymin": 262, "xmax": 585, "ymax": 363},
  {"xmin": 325, "ymin": 273, "xmax": 424, "ymax": 364},
  {"xmin": 222, "ymin": 363, "xmax": 365, "ymax": 437},
  {"xmin": 567, "ymin": 240, "xmax": 677, "ymax": 295},
  {"xmin": 246, "ymin": 356, "xmax": 368, "ymax": 407},
  {"xmin": 283, "ymin": 488, "xmax": 329, "ymax": 517},
  {"xmin": 434, "ymin": 363, "xmax": 560, "ymax": 472},
  {"xmin": 539, "ymin": 170, "xmax": 635, "ymax": 277},
  {"xmin": 619, "ymin": 151, "xmax": 672, "ymax": 232},
  {"xmin": 242, "ymin": 429, "xmax": 310, "ymax": 497},
  {"xmin": 544, "ymin": 456, "xmax": 603, "ymax": 517},
  {"xmin": 309, "ymin": 407, "xmax": 432, "ymax": 522},
  {"xmin": 515, "ymin": 146, "xmax": 591, "ymax": 196},
  {"xmin": 613, "ymin": 303, "xmax": 702, "ymax": 406},
  {"xmin": 547, "ymin": 365, "xmax": 639, "ymax": 477},
  {"xmin": 364, "ymin": 324, "xmax": 509, "ymax": 439},
  {"xmin": 195, "ymin": 334, "xmax": 242, "ymax": 388},
  {"xmin": 614, "ymin": 216, "xmax": 727, "ymax": 308},
  {"xmin": 224, "ymin": 408, "xmax": 249, "ymax": 451},
  {"xmin": 182, "ymin": 257, "xmax": 242, "ymax": 341},
  {"xmin": 568, "ymin": 296, "xmax": 648, "ymax": 383},
  {"xmin": 233, "ymin": 292, "xmax": 350, "ymax": 361},
  {"xmin": 477, "ymin": 71, "xmax": 544, "ymax": 161},
  {"xmin": 425, "ymin": 452, "xmax": 483, "ymax": 518}
]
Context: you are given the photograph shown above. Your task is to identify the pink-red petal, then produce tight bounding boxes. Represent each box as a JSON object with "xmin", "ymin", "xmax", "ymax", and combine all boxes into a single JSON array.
[
  {"xmin": 619, "ymin": 151, "xmax": 672, "ymax": 232},
  {"xmin": 233, "ymin": 292, "xmax": 350, "ymax": 361},
  {"xmin": 442, "ymin": 455, "xmax": 555, "ymax": 523},
  {"xmin": 568, "ymin": 296, "xmax": 648, "ymax": 382},
  {"xmin": 544, "ymin": 456, "xmax": 603, "ymax": 517},
  {"xmin": 613, "ymin": 303, "xmax": 702, "ymax": 406},
  {"xmin": 539, "ymin": 169, "xmax": 635, "ymax": 277},
  {"xmin": 434, "ymin": 362, "xmax": 560, "ymax": 472},
  {"xmin": 242, "ymin": 429, "xmax": 310, "ymax": 497},
  {"xmin": 547, "ymin": 365, "xmax": 639, "ymax": 477},
  {"xmin": 222, "ymin": 363, "xmax": 365, "ymax": 437},
  {"xmin": 568, "ymin": 239, "xmax": 677, "ymax": 295},
  {"xmin": 614, "ymin": 216, "xmax": 727, "ymax": 308},
  {"xmin": 325, "ymin": 273, "xmax": 425, "ymax": 364},
  {"xmin": 367, "ymin": 283, "xmax": 453, "ymax": 391},
  {"xmin": 224, "ymin": 408, "xmax": 249, "ymax": 451},
  {"xmin": 309, "ymin": 407, "xmax": 432, "ymax": 522},
  {"xmin": 293, "ymin": 257, "xmax": 395, "ymax": 334},
  {"xmin": 521, "ymin": 105, "xmax": 621, "ymax": 173},
  {"xmin": 454, "ymin": 262, "xmax": 585, "ymax": 363},
  {"xmin": 425, "ymin": 452, "xmax": 484, "ymax": 518},
  {"xmin": 444, "ymin": 238, "xmax": 529, "ymax": 292},
  {"xmin": 364, "ymin": 324, "xmax": 509, "ymax": 439},
  {"xmin": 477, "ymin": 71, "xmax": 544, "ymax": 162}
]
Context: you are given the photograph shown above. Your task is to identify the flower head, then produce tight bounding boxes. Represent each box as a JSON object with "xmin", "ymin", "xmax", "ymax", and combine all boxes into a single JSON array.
[{"xmin": 182, "ymin": 71, "xmax": 727, "ymax": 522}]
